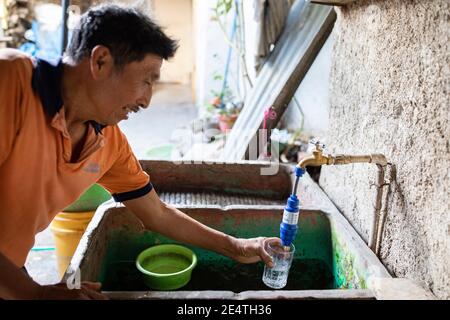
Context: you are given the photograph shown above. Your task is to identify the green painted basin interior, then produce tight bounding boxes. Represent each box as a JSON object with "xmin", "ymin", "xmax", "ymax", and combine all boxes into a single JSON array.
[{"xmin": 97, "ymin": 209, "xmax": 360, "ymax": 292}]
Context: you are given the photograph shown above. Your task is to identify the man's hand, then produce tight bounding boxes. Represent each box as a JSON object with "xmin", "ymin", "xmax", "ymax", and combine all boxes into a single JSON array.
[
  {"xmin": 38, "ymin": 282, "xmax": 108, "ymax": 300},
  {"xmin": 229, "ymin": 237, "xmax": 281, "ymax": 268},
  {"xmin": 0, "ymin": 251, "xmax": 108, "ymax": 300}
]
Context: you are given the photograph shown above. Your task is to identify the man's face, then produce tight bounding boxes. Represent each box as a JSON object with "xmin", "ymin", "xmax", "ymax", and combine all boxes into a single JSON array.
[{"xmin": 90, "ymin": 52, "xmax": 162, "ymax": 126}]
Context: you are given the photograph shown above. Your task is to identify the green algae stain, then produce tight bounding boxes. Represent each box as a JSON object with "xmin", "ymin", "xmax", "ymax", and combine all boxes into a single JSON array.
[{"xmin": 331, "ymin": 231, "xmax": 367, "ymax": 289}]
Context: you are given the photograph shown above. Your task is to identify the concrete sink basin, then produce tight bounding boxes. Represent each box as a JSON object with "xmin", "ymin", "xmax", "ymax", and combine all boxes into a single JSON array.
[{"xmin": 64, "ymin": 161, "xmax": 402, "ymax": 299}]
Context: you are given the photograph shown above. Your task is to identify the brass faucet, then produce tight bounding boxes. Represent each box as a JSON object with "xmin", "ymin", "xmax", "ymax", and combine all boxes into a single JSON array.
[
  {"xmin": 297, "ymin": 141, "xmax": 332, "ymax": 168},
  {"xmin": 296, "ymin": 140, "xmax": 390, "ymax": 255},
  {"xmin": 297, "ymin": 140, "xmax": 388, "ymax": 169}
]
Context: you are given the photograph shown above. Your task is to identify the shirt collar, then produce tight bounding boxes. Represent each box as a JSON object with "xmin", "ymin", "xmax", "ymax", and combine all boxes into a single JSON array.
[{"xmin": 31, "ymin": 58, "xmax": 106, "ymax": 135}]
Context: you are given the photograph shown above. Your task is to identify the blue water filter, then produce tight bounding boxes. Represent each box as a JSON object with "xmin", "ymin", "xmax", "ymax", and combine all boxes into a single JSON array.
[{"xmin": 279, "ymin": 194, "xmax": 300, "ymax": 247}]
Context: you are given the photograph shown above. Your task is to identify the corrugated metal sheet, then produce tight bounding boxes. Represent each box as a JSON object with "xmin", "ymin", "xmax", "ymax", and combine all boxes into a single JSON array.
[{"xmin": 222, "ymin": 1, "xmax": 336, "ymax": 161}]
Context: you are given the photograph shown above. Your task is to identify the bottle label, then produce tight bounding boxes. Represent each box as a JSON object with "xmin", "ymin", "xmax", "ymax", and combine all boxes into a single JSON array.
[{"xmin": 282, "ymin": 209, "xmax": 299, "ymax": 225}]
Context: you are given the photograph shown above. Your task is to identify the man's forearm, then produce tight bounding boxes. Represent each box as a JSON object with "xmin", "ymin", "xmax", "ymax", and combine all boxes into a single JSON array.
[
  {"xmin": 157, "ymin": 202, "xmax": 236, "ymax": 257},
  {"xmin": 0, "ymin": 251, "xmax": 41, "ymax": 299},
  {"xmin": 124, "ymin": 191, "xmax": 237, "ymax": 258}
]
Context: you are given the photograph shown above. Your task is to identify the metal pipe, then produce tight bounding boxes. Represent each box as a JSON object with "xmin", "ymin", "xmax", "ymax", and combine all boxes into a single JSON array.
[
  {"xmin": 330, "ymin": 154, "xmax": 388, "ymax": 166},
  {"xmin": 375, "ymin": 164, "xmax": 392, "ymax": 255},
  {"xmin": 368, "ymin": 164, "xmax": 386, "ymax": 252}
]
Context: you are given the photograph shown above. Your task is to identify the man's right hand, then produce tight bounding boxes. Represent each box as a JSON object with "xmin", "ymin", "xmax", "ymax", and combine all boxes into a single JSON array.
[
  {"xmin": 0, "ymin": 251, "xmax": 109, "ymax": 300},
  {"xmin": 38, "ymin": 282, "xmax": 109, "ymax": 300}
]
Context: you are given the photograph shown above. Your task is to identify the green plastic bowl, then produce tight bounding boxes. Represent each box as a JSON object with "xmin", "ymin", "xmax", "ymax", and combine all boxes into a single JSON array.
[{"xmin": 136, "ymin": 244, "xmax": 197, "ymax": 290}]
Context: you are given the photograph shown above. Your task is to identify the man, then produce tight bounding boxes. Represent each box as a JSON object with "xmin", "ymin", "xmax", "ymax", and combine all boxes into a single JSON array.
[{"xmin": 0, "ymin": 4, "xmax": 278, "ymax": 299}]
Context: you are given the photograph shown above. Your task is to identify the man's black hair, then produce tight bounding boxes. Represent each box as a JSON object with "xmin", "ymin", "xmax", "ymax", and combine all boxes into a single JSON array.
[{"xmin": 66, "ymin": 4, "xmax": 178, "ymax": 67}]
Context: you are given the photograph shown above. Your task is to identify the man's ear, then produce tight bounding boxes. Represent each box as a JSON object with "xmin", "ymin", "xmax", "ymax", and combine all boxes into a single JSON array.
[{"xmin": 89, "ymin": 45, "xmax": 114, "ymax": 80}]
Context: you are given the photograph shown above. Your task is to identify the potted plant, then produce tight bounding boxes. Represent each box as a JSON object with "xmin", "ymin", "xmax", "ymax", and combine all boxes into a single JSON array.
[
  {"xmin": 207, "ymin": 94, "xmax": 241, "ymax": 133},
  {"xmin": 218, "ymin": 109, "xmax": 238, "ymax": 132},
  {"xmin": 208, "ymin": 87, "xmax": 243, "ymax": 133}
]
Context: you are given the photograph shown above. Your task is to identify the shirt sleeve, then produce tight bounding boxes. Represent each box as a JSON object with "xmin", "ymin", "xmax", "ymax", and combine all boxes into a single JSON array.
[
  {"xmin": 0, "ymin": 50, "xmax": 29, "ymax": 166},
  {"xmin": 97, "ymin": 126, "xmax": 152, "ymax": 202}
]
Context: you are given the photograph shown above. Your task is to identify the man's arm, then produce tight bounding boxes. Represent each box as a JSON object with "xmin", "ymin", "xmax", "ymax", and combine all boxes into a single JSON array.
[
  {"xmin": 0, "ymin": 251, "xmax": 41, "ymax": 299},
  {"xmin": 0, "ymin": 251, "xmax": 107, "ymax": 300},
  {"xmin": 124, "ymin": 189, "xmax": 277, "ymax": 266}
]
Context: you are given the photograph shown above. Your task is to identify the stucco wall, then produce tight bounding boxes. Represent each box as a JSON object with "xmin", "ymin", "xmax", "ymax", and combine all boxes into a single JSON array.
[{"xmin": 319, "ymin": 0, "xmax": 449, "ymax": 299}]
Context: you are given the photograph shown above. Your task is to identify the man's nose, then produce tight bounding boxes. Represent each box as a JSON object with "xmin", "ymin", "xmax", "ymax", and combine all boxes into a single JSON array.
[
  {"xmin": 137, "ymin": 94, "xmax": 152, "ymax": 109},
  {"xmin": 138, "ymin": 87, "xmax": 153, "ymax": 109}
]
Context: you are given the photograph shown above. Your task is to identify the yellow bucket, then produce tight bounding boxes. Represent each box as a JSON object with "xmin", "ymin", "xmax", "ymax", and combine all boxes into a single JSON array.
[{"xmin": 50, "ymin": 211, "xmax": 95, "ymax": 279}]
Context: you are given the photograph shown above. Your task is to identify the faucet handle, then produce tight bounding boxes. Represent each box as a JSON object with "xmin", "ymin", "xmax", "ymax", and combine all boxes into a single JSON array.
[{"xmin": 309, "ymin": 139, "xmax": 325, "ymax": 151}]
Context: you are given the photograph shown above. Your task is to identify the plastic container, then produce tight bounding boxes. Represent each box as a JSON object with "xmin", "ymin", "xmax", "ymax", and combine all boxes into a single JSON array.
[
  {"xmin": 50, "ymin": 211, "xmax": 95, "ymax": 279},
  {"xmin": 63, "ymin": 184, "xmax": 111, "ymax": 212},
  {"xmin": 136, "ymin": 244, "xmax": 197, "ymax": 290}
]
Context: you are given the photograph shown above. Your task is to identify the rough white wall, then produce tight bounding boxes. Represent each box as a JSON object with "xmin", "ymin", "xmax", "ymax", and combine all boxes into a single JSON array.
[
  {"xmin": 281, "ymin": 34, "xmax": 333, "ymax": 137},
  {"xmin": 194, "ymin": 0, "xmax": 241, "ymax": 117},
  {"xmin": 319, "ymin": 0, "xmax": 449, "ymax": 299}
]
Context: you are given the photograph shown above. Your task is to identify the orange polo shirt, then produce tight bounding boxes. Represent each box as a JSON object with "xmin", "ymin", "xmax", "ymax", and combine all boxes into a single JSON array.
[{"xmin": 0, "ymin": 49, "xmax": 152, "ymax": 267}]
